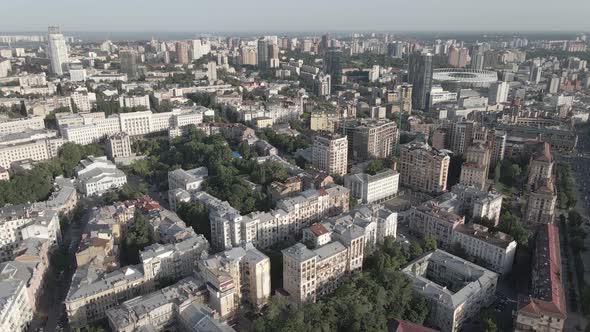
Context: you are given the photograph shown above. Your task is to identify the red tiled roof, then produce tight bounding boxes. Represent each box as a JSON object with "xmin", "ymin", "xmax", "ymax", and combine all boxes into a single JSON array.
[{"xmin": 309, "ymin": 223, "xmax": 329, "ymax": 236}]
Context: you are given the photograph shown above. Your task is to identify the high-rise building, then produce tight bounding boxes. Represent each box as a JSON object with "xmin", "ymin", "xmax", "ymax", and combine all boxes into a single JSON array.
[
  {"xmin": 257, "ymin": 38, "xmax": 269, "ymax": 69},
  {"xmin": 448, "ymin": 46, "xmax": 470, "ymax": 68},
  {"xmin": 312, "ymin": 133, "xmax": 348, "ymax": 176},
  {"xmin": 324, "ymin": 49, "xmax": 343, "ymax": 90},
  {"xmin": 398, "ymin": 141, "xmax": 450, "ymax": 194},
  {"xmin": 530, "ymin": 65, "xmax": 542, "ymax": 84},
  {"xmin": 268, "ymin": 43, "xmax": 280, "ymax": 68},
  {"xmin": 488, "ymin": 81, "xmax": 509, "ymax": 105},
  {"xmin": 339, "ymin": 119, "xmax": 398, "ymax": 161},
  {"xmin": 450, "ymin": 121, "xmax": 476, "ymax": 155},
  {"xmin": 207, "ymin": 61, "xmax": 217, "ymax": 81},
  {"xmin": 241, "ymin": 46, "xmax": 257, "ymax": 66},
  {"xmin": 176, "ymin": 42, "xmax": 189, "ymax": 65},
  {"xmin": 191, "ymin": 40, "xmax": 203, "ymax": 60},
  {"xmin": 548, "ymin": 75, "xmax": 560, "ymax": 94},
  {"xmin": 408, "ymin": 52, "xmax": 433, "ymax": 111},
  {"xmin": 387, "ymin": 41, "xmax": 403, "ymax": 58},
  {"xmin": 459, "ymin": 143, "xmax": 491, "ymax": 190},
  {"xmin": 47, "ymin": 26, "xmax": 69, "ymax": 76},
  {"xmin": 120, "ymin": 50, "xmax": 140, "ymax": 80},
  {"xmin": 471, "ymin": 53, "xmax": 484, "ymax": 70}
]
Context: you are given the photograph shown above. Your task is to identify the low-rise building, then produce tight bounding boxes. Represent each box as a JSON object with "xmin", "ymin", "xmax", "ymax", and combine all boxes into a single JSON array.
[
  {"xmin": 168, "ymin": 167, "xmax": 208, "ymax": 193},
  {"xmin": 402, "ymin": 250, "xmax": 498, "ymax": 332},
  {"xmin": 409, "ymin": 201, "xmax": 465, "ymax": 246},
  {"xmin": 344, "ymin": 168, "xmax": 399, "ymax": 204},
  {"xmin": 75, "ymin": 156, "xmax": 127, "ymax": 196}
]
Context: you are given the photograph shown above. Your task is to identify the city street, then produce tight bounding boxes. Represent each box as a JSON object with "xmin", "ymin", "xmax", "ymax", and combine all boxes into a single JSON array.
[{"xmin": 27, "ymin": 198, "xmax": 96, "ymax": 332}]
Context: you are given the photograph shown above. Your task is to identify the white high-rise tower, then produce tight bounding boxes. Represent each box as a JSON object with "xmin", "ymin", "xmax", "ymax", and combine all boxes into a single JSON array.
[{"xmin": 47, "ymin": 26, "xmax": 69, "ymax": 76}]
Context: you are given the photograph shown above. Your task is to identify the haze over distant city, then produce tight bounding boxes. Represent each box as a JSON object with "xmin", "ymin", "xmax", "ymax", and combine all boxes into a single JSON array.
[{"xmin": 1, "ymin": 0, "xmax": 590, "ymax": 33}]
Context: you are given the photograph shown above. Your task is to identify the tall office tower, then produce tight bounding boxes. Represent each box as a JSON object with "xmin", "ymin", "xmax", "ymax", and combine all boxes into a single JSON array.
[
  {"xmin": 488, "ymin": 81, "xmax": 509, "ymax": 105},
  {"xmin": 387, "ymin": 41, "xmax": 403, "ymax": 58},
  {"xmin": 47, "ymin": 26, "xmax": 69, "ymax": 76},
  {"xmin": 530, "ymin": 65, "xmax": 542, "ymax": 84},
  {"xmin": 408, "ymin": 52, "xmax": 433, "ymax": 111},
  {"xmin": 207, "ymin": 61, "xmax": 217, "ymax": 81},
  {"xmin": 324, "ymin": 49, "xmax": 343, "ymax": 90},
  {"xmin": 321, "ymin": 34, "xmax": 329, "ymax": 54},
  {"xmin": 257, "ymin": 38, "xmax": 269, "ymax": 69},
  {"xmin": 191, "ymin": 40, "xmax": 203, "ymax": 60},
  {"xmin": 268, "ymin": 43, "xmax": 280, "ymax": 68},
  {"xmin": 311, "ymin": 133, "xmax": 348, "ymax": 176},
  {"xmin": 120, "ymin": 50, "xmax": 140, "ymax": 80},
  {"xmin": 470, "ymin": 53, "xmax": 484, "ymax": 70},
  {"xmin": 548, "ymin": 75, "xmax": 560, "ymax": 94},
  {"xmin": 176, "ymin": 42, "xmax": 189, "ymax": 64}
]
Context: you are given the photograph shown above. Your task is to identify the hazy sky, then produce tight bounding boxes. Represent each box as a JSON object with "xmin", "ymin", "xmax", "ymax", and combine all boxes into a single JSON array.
[{"xmin": 1, "ymin": 0, "xmax": 589, "ymax": 33}]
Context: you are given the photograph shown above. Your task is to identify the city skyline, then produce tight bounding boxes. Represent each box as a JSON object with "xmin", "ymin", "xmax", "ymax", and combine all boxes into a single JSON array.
[{"xmin": 1, "ymin": 0, "xmax": 590, "ymax": 33}]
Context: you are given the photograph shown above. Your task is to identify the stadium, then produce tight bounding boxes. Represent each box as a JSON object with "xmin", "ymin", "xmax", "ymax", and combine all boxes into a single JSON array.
[{"xmin": 433, "ymin": 68, "xmax": 498, "ymax": 88}]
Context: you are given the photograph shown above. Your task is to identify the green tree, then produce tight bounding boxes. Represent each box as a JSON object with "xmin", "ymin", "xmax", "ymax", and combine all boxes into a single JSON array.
[
  {"xmin": 423, "ymin": 235, "xmax": 437, "ymax": 252},
  {"xmin": 365, "ymin": 159, "xmax": 384, "ymax": 175},
  {"xmin": 482, "ymin": 318, "xmax": 498, "ymax": 332},
  {"xmin": 409, "ymin": 241, "xmax": 423, "ymax": 259},
  {"xmin": 177, "ymin": 202, "xmax": 211, "ymax": 242}
]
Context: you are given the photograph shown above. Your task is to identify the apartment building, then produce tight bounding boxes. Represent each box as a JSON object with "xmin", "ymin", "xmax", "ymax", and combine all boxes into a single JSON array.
[
  {"xmin": 0, "ymin": 279, "xmax": 32, "ymax": 332},
  {"xmin": 409, "ymin": 201, "xmax": 465, "ymax": 246},
  {"xmin": 168, "ymin": 167, "xmax": 208, "ymax": 192},
  {"xmin": 0, "ymin": 207, "xmax": 61, "ymax": 262},
  {"xmin": 399, "ymin": 141, "xmax": 450, "ymax": 194},
  {"xmin": 339, "ymin": 119, "xmax": 398, "ymax": 160},
  {"xmin": 450, "ymin": 184, "xmax": 503, "ymax": 225},
  {"xmin": 515, "ymin": 224, "xmax": 566, "ymax": 332},
  {"xmin": 453, "ymin": 223, "xmax": 517, "ymax": 275},
  {"xmin": 321, "ymin": 204, "xmax": 397, "ymax": 251},
  {"xmin": 1, "ymin": 238, "xmax": 51, "ymax": 312},
  {"xmin": 310, "ymin": 111, "xmax": 339, "ymax": 132},
  {"xmin": 402, "ymin": 250, "xmax": 498, "ymax": 332},
  {"xmin": 344, "ymin": 168, "xmax": 399, "ymax": 203},
  {"xmin": 106, "ymin": 276, "xmax": 208, "ymax": 332},
  {"xmin": 66, "ymin": 234, "xmax": 209, "ymax": 328},
  {"xmin": 524, "ymin": 179, "xmax": 557, "ymax": 224},
  {"xmin": 282, "ymin": 225, "xmax": 364, "ymax": 304},
  {"xmin": 527, "ymin": 142, "xmax": 554, "ymax": 189},
  {"xmin": 105, "ymin": 133, "xmax": 132, "ymax": 160},
  {"xmin": 75, "ymin": 156, "xmax": 127, "ymax": 196},
  {"xmin": 311, "ymin": 132, "xmax": 348, "ymax": 176},
  {"xmin": 450, "ymin": 121, "xmax": 476, "ymax": 155},
  {"xmin": 459, "ymin": 143, "xmax": 491, "ymax": 190},
  {"xmin": 193, "ymin": 185, "xmax": 349, "ymax": 251},
  {"xmin": 198, "ymin": 244, "xmax": 270, "ymax": 317}
]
